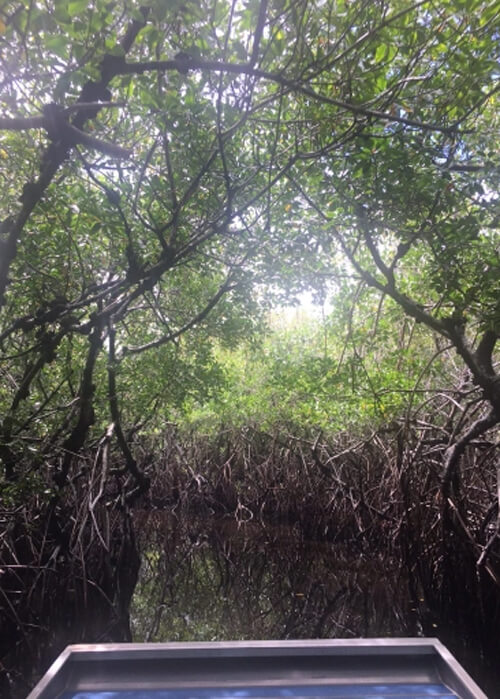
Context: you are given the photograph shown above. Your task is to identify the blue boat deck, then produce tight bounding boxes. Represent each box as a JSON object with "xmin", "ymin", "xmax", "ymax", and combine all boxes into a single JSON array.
[
  {"xmin": 27, "ymin": 640, "xmax": 485, "ymax": 699},
  {"xmin": 61, "ymin": 687, "xmax": 460, "ymax": 699}
]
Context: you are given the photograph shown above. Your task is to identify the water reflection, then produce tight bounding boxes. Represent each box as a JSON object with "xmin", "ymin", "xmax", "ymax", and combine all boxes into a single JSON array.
[{"xmin": 131, "ymin": 514, "xmax": 418, "ymax": 642}]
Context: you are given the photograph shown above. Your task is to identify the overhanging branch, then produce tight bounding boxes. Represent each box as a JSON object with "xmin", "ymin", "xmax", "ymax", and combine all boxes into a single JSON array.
[
  {"xmin": 0, "ymin": 15, "xmax": 147, "ymax": 309},
  {"xmin": 115, "ymin": 57, "xmax": 456, "ymax": 135},
  {"xmin": 123, "ymin": 278, "xmax": 236, "ymax": 356}
]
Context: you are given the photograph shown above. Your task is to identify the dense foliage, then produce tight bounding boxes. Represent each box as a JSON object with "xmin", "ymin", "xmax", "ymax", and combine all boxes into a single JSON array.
[
  {"xmin": 1, "ymin": 0, "xmax": 498, "ymax": 499},
  {"xmin": 185, "ymin": 291, "xmax": 456, "ymax": 432}
]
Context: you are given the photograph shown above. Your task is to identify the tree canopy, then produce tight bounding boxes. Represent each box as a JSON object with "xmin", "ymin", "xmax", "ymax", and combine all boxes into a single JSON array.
[{"xmin": 0, "ymin": 0, "xmax": 499, "ymax": 500}]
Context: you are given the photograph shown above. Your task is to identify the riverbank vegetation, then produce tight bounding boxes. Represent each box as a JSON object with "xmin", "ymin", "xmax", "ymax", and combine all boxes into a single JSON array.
[{"xmin": 0, "ymin": 0, "xmax": 499, "ymax": 696}]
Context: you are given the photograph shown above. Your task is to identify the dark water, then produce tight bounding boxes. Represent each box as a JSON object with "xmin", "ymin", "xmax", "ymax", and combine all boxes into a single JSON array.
[
  {"xmin": 131, "ymin": 514, "xmax": 417, "ymax": 643},
  {"xmin": 130, "ymin": 514, "xmax": 495, "ymax": 696}
]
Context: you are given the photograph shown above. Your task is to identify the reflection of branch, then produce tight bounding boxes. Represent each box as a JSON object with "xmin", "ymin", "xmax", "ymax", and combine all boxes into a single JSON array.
[{"xmin": 477, "ymin": 459, "xmax": 500, "ymax": 571}]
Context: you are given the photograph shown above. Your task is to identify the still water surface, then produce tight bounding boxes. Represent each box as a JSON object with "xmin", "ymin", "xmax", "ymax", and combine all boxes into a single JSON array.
[
  {"xmin": 131, "ymin": 514, "xmax": 432, "ymax": 642},
  {"xmin": 129, "ymin": 514, "xmax": 492, "ymax": 696}
]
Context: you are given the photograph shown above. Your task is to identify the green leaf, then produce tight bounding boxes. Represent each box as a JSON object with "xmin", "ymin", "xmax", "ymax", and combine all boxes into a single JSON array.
[
  {"xmin": 374, "ymin": 44, "xmax": 387, "ymax": 63},
  {"xmin": 67, "ymin": 0, "xmax": 89, "ymax": 18},
  {"xmin": 45, "ymin": 35, "xmax": 69, "ymax": 57}
]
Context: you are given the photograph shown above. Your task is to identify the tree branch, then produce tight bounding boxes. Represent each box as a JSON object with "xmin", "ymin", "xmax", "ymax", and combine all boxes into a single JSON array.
[
  {"xmin": 441, "ymin": 408, "xmax": 499, "ymax": 499},
  {"xmin": 123, "ymin": 278, "xmax": 235, "ymax": 355},
  {"xmin": 475, "ymin": 330, "xmax": 498, "ymax": 376},
  {"xmin": 107, "ymin": 322, "xmax": 150, "ymax": 495},
  {"xmin": 54, "ymin": 323, "xmax": 105, "ymax": 488},
  {"xmin": 250, "ymin": 0, "xmax": 268, "ymax": 66},
  {"xmin": 356, "ymin": 208, "xmax": 395, "ymax": 288},
  {"xmin": 0, "ymin": 115, "xmax": 44, "ymax": 130},
  {"xmin": 116, "ymin": 58, "xmax": 456, "ymax": 134},
  {"xmin": 0, "ymin": 12, "xmax": 148, "ymax": 308}
]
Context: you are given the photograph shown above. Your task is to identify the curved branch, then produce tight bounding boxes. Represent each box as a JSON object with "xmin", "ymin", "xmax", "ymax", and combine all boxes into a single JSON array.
[
  {"xmin": 475, "ymin": 330, "xmax": 498, "ymax": 376},
  {"xmin": 123, "ymin": 277, "xmax": 235, "ymax": 356},
  {"xmin": 441, "ymin": 408, "xmax": 499, "ymax": 499},
  {"xmin": 117, "ymin": 57, "xmax": 455, "ymax": 135}
]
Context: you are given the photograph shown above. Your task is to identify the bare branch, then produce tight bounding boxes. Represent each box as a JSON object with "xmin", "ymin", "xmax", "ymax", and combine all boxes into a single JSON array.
[
  {"xmin": 0, "ymin": 115, "xmax": 44, "ymax": 130},
  {"xmin": 442, "ymin": 408, "xmax": 499, "ymax": 499},
  {"xmin": 250, "ymin": 0, "xmax": 268, "ymax": 66},
  {"xmin": 107, "ymin": 322, "xmax": 150, "ymax": 495}
]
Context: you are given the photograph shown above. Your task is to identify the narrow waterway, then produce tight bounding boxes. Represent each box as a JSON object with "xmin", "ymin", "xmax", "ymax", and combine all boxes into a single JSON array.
[{"xmin": 130, "ymin": 513, "xmax": 497, "ymax": 697}]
